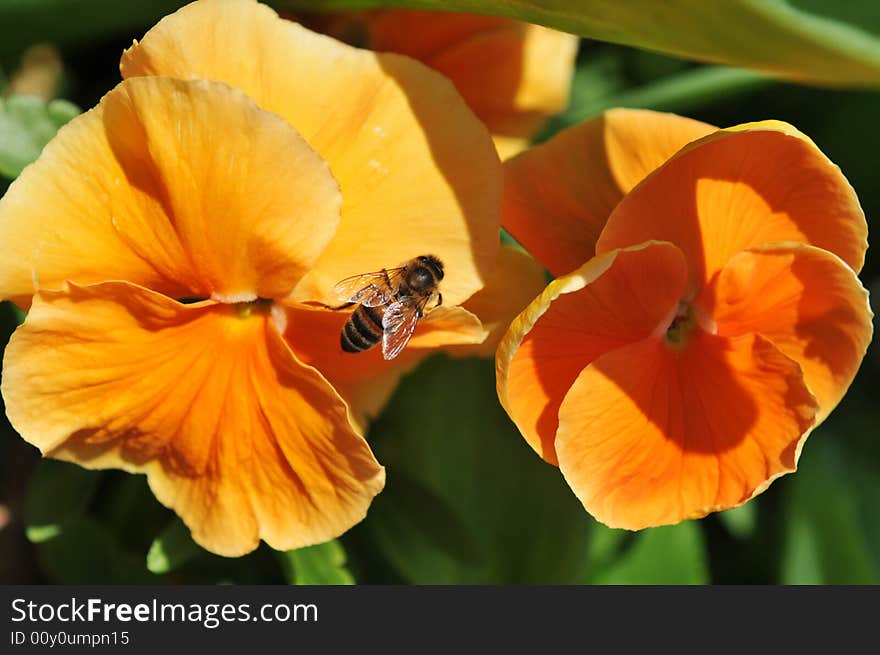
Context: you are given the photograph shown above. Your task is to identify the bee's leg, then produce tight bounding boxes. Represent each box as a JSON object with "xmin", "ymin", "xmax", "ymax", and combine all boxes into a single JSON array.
[
  {"xmin": 435, "ymin": 293, "xmax": 443, "ymax": 308},
  {"xmin": 323, "ymin": 301, "xmax": 356, "ymax": 311}
]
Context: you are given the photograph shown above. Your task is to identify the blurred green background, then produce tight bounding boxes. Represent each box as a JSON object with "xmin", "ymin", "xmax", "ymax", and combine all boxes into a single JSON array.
[{"xmin": 0, "ymin": 1, "xmax": 878, "ymax": 585}]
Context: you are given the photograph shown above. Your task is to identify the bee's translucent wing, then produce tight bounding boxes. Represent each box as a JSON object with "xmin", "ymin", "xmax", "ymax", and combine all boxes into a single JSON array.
[
  {"xmin": 333, "ymin": 268, "xmax": 404, "ymax": 307},
  {"xmin": 381, "ymin": 299, "xmax": 423, "ymax": 360}
]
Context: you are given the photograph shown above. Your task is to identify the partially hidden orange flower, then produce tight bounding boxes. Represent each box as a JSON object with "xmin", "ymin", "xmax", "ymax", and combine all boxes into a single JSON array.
[
  {"xmin": 497, "ymin": 108, "xmax": 873, "ymax": 529},
  {"xmin": 0, "ymin": 0, "xmax": 542, "ymax": 556},
  {"xmin": 298, "ymin": 8, "xmax": 579, "ymax": 160}
]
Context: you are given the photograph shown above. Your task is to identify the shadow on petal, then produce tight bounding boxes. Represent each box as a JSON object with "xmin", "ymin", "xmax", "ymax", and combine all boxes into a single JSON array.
[
  {"xmin": 375, "ymin": 54, "xmax": 501, "ymax": 305},
  {"xmin": 598, "ymin": 125, "xmax": 867, "ymax": 287},
  {"xmin": 503, "ymin": 109, "xmax": 714, "ymax": 276},
  {"xmin": 556, "ymin": 331, "xmax": 818, "ymax": 529},
  {"xmin": 701, "ymin": 243, "xmax": 873, "ymax": 425},
  {"xmin": 499, "ymin": 241, "xmax": 687, "ymax": 464}
]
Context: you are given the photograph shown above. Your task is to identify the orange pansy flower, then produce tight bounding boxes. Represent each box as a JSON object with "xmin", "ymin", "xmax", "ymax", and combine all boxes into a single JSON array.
[
  {"xmin": 296, "ymin": 8, "xmax": 579, "ymax": 160},
  {"xmin": 119, "ymin": 0, "xmax": 545, "ymax": 428},
  {"xmin": 497, "ymin": 109, "xmax": 873, "ymax": 530},
  {"xmin": 0, "ymin": 0, "xmax": 539, "ymax": 556}
]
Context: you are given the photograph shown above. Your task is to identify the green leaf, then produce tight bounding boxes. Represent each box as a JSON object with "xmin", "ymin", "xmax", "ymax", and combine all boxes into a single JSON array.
[
  {"xmin": 358, "ymin": 355, "xmax": 591, "ymax": 584},
  {"xmin": 541, "ymin": 65, "xmax": 772, "ymax": 140},
  {"xmin": 281, "ymin": 540, "xmax": 355, "ymax": 585},
  {"xmin": 146, "ymin": 518, "xmax": 202, "ymax": 574},
  {"xmin": 590, "ymin": 522, "xmax": 709, "ymax": 585},
  {"xmin": 780, "ymin": 438, "xmax": 880, "ymax": 584},
  {"xmin": 0, "ymin": 0, "xmax": 185, "ymax": 58},
  {"xmin": 0, "ymin": 95, "xmax": 81, "ymax": 179},
  {"xmin": 34, "ymin": 514, "xmax": 155, "ymax": 584},
  {"xmin": 363, "ymin": 469, "xmax": 484, "ymax": 582},
  {"xmin": 0, "ymin": 299, "xmax": 25, "ymax": 328},
  {"xmin": 95, "ymin": 472, "xmax": 176, "ymax": 552},
  {"xmin": 586, "ymin": 523, "xmax": 633, "ymax": 573},
  {"xmin": 24, "ymin": 459, "xmax": 101, "ymax": 543},
  {"xmin": 719, "ymin": 503, "xmax": 758, "ymax": 541},
  {"xmin": 275, "ymin": 0, "xmax": 880, "ymax": 88},
  {"xmin": 35, "ymin": 517, "xmax": 119, "ymax": 584}
]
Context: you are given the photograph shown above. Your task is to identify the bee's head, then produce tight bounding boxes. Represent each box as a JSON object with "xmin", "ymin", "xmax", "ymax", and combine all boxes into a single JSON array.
[{"xmin": 417, "ymin": 255, "xmax": 444, "ymax": 281}]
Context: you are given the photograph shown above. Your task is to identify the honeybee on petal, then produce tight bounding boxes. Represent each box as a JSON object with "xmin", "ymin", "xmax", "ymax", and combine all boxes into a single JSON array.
[{"xmin": 332, "ymin": 255, "xmax": 444, "ymax": 360}]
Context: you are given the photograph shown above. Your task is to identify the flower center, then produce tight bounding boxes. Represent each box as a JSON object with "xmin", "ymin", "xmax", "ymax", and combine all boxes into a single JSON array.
[
  {"xmin": 232, "ymin": 297, "xmax": 273, "ymax": 319},
  {"xmin": 664, "ymin": 301, "xmax": 697, "ymax": 349}
]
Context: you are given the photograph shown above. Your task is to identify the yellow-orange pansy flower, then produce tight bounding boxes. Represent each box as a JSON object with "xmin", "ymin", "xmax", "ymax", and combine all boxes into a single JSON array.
[
  {"xmin": 497, "ymin": 109, "xmax": 873, "ymax": 530},
  {"xmin": 0, "ymin": 0, "xmax": 537, "ymax": 556},
  {"xmin": 119, "ymin": 0, "xmax": 545, "ymax": 429},
  {"xmin": 295, "ymin": 8, "xmax": 579, "ymax": 160}
]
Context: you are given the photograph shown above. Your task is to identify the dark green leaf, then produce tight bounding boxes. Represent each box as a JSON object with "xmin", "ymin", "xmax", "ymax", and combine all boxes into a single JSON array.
[
  {"xmin": 360, "ymin": 355, "xmax": 590, "ymax": 584},
  {"xmin": 0, "ymin": 299, "xmax": 25, "ymax": 329},
  {"xmin": 95, "ymin": 472, "xmax": 175, "ymax": 551},
  {"xmin": 364, "ymin": 469, "xmax": 484, "ymax": 582},
  {"xmin": 146, "ymin": 518, "xmax": 202, "ymax": 574},
  {"xmin": 0, "ymin": 0, "xmax": 185, "ymax": 58},
  {"xmin": 718, "ymin": 504, "xmax": 758, "ymax": 541},
  {"xmin": 541, "ymin": 65, "xmax": 771, "ymax": 139},
  {"xmin": 281, "ymin": 539, "xmax": 355, "ymax": 585},
  {"xmin": 590, "ymin": 522, "xmax": 709, "ymax": 585},
  {"xmin": 36, "ymin": 517, "xmax": 117, "ymax": 583},
  {"xmin": 0, "ymin": 95, "xmax": 80, "ymax": 179},
  {"xmin": 585, "ymin": 524, "xmax": 632, "ymax": 574},
  {"xmin": 781, "ymin": 438, "xmax": 879, "ymax": 584},
  {"xmin": 276, "ymin": 1, "xmax": 880, "ymax": 88},
  {"xmin": 24, "ymin": 458, "xmax": 100, "ymax": 543}
]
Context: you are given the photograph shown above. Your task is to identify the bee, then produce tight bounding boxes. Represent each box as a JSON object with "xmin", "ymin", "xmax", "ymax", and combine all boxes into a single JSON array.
[{"xmin": 332, "ymin": 255, "xmax": 444, "ymax": 360}]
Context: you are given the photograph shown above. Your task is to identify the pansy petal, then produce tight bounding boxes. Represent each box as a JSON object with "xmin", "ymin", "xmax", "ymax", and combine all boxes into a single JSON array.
[
  {"xmin": 283, "ymin": 302, "xmax": 445, "ymax": 429},
  {"xmin": 2, "ymin": 283, "xmax": 384, "ymax": 556},
  {"xmin": 366, "ymin": 11, "xmax": 515, "ymax": 60},
  {"xmin": 491, "ymin": 121, "xmax": 546, "ymax": 161},
  {"xmin": 700, "ymin": 243, "xmax": 873, "ymax": 425},
  {"xmin": 556, "ymin": 331, "xmax": 817, "ymax": 530},
  {"xmin": 504, "ymin": 22, "xmax": 579, "ymax": 120},
  {"xmin": 497, "ymin": 241, "xmax": 687, "ymax": 464},
  {"xmin": 366, "ymin": 11, "xmax": 577, "ymax": 159},
  {"xmin": 368, "ymin": 12, "xmax": 524, "ymax": 117},
  {"xmin": 282, "ymin": 301, "xmax": 487, "ymax": 429},
  {"xmin": 503, "ymin": 109, "xmax": 716, "ymax": 275},
  {"xmin": 450, "ymin": 243, "xmax": 547, "ymax": 357},
  {"xmin": 283, "ymin": 245, "xmax": 541, "ymax": 425},
  {"xmin": 407, "ymin": 306, "xmax": 488, "ymax": 348},
  {"xmin": 0, "ymin": 76, "xmax": 340, "ymax": 305},
  {"xmin": 597, "ymin": 121, "xmax": 868, "ymax": 286},
  {"xmin": 121, "ymin": 0, "xmax": 500, "ymax": 307}
]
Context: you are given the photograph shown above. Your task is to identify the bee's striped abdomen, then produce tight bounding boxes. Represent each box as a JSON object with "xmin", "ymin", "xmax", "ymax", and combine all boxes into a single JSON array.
[{"xmin": 341, "ymin": 304, "xmax": 384, "ymax": 353}]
